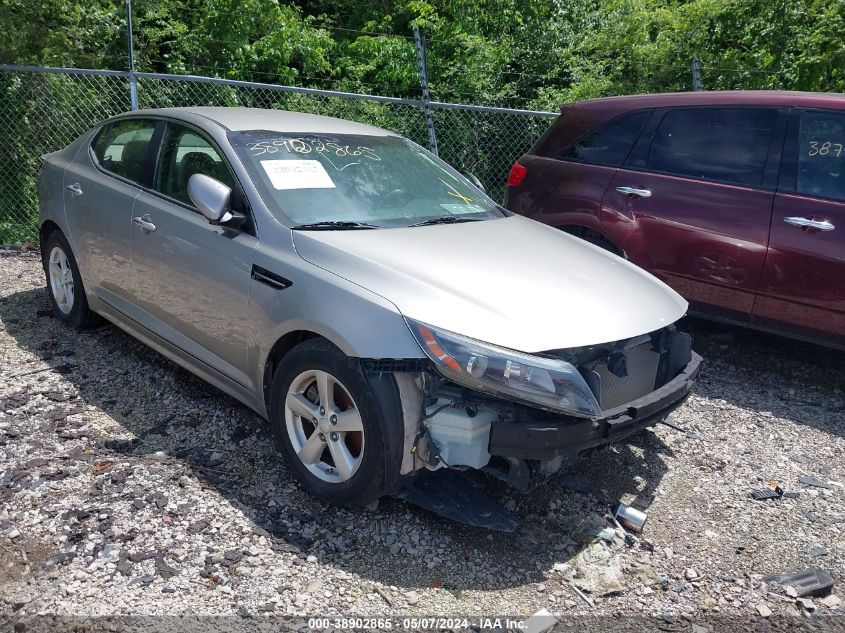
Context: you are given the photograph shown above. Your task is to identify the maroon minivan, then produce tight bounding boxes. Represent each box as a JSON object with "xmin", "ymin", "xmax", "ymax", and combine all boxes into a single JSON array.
[{"xmin": 505, "ymin": 91, "xmax": 845, "ymax": 350}]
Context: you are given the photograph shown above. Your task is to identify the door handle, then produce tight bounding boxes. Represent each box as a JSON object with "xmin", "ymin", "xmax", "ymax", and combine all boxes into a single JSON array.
[
  {"xmin": 615, "ymin": 186, "xmax": 652, "ymax": 198},
  {"xmin": 66, "ymin": 183, "xmax": 83, "ymax": 196},
  {"xmin": 133, "ymin": 215, "xmax": 157, "ymax": 232},
  {"xmin": 783, "ymin": 216, "xmax": 835, "ymax": 231}
]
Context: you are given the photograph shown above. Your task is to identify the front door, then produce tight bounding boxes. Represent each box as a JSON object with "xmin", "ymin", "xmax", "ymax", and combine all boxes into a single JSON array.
[
  {"xmin": 600, "ymin": 106, "xmax": 786, "ymax": 321},
  {"xmin": 128, "ymin": 122, "xmax": 258, "ymax": 389},
  {"xmin": 754, "ymin": 109, "xmax": 845, "ymax": 345}
]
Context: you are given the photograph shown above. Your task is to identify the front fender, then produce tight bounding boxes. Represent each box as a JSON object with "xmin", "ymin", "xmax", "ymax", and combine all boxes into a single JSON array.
[{"xmin": 248, "ymin": 225, "xmax": 425, "ymax": 413}]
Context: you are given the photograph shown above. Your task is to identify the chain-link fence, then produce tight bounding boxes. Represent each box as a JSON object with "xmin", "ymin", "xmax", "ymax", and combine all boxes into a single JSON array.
[{"xmin": 0, "ymin": 65, "xmax": 556, "ymax": 244}]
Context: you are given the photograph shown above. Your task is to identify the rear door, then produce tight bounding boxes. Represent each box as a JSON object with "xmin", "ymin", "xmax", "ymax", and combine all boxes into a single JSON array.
[
  {"xmin": 753, "ymin": 108, "xmax": 845, "ymax": 345},
  {"xmin": 63, "ymin": 118, "xmax": 158, "ymax": 309},
  {"xmin": 601, "ymin": 106, "xmax": 786, "ymax": 321},
  {"xmin": 127, "ymin": 121, "xmax": 258, "ymax": 389}
]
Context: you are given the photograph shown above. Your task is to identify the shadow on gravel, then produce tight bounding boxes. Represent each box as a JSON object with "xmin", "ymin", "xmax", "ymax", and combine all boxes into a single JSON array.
[
  {"xmin": 682, "ymin": 316, "xmax": 845, "ymax": 440},
  {"xmin": 3, "ymin": 283, "xmax": 674, "ymax": 592}
]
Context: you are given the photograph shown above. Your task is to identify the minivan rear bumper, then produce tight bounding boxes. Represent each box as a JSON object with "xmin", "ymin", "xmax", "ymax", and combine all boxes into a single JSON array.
[{"xmin": 488, "ymin": 352, "xmax": 701, "ymax": 462}]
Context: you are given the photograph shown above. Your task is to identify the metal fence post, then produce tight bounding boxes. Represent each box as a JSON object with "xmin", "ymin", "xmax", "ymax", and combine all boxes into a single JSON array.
[
  {"xmin": 125, "ymin": 0, "xmax": 138, "ymax": 110},
  {"xmin": 692, "ymin": 58, "xmax": 702, "ymax": 92},
  {"xmin": 413, "ymin": 25, "xmax": 438, "ymax": 156}
]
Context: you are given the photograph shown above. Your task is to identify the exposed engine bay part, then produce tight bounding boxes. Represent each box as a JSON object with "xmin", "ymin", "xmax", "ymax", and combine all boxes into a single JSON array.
[
  {"xmin": 396, "ymin": 372, "xmax": 497, "ymax": 473},
  {"xmin": 417, "ymin": 400, "xmax": 497, "ymax": 470},
  {"xmin": 552, "ymin": 327, "xmax": 693, "ymax": 412},
  {"xmin": 395, "ymin": 373, "xmax": 425, "ymax": 476}
]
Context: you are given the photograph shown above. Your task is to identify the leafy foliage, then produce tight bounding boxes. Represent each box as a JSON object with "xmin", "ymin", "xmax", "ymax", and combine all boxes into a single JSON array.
[
  {"xmin": 2, "ymin": 0, "xmax": 845, "ymax": 244},
  {"xmin": 2, "ymin": 0, "xmax": 845, "ymax": 109}
]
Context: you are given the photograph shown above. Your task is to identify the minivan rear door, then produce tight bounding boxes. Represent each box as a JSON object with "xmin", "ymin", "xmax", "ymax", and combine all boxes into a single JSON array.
[
  {"xmin": 504, "ymin": 109, "xmax": 652, "ymax": 242},
  {"xmin": 753, "ymin": 109, "xmax": 845, "ymax": 346},
  {"xmin": 600, "ymin": 106, "xmax": 787, "ymax": 321}
]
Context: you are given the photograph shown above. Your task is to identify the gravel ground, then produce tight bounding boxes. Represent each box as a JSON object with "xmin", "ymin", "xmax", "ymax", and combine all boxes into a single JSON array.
[{"xmin": 2, "ymin": 247, "xmax": 845, "ymax": 627}]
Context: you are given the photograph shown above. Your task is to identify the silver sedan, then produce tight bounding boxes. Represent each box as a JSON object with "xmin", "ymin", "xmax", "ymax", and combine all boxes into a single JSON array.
[{"xmin": 38, "ymin": 107, "xmax": 700, "ymax": 506}]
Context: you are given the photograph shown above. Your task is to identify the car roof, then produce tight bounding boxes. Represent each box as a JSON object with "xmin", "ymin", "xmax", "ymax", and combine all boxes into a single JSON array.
[
  {"xmin": 114, "ymin": 106, "xmax": 395, "ymax": 136},
  {"xmin": 564, "ymin": 90, "xmax": 845, "ymax": 113}
]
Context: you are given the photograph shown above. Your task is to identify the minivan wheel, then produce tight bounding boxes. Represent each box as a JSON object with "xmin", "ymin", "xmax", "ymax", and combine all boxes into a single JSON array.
[
  {"xmin": 269, "ymin": 338, "xmax": 394, "ymax": 506},
  {"xmin": 41, "ymin": 231, "xmax": 101, "ymax": 329}
]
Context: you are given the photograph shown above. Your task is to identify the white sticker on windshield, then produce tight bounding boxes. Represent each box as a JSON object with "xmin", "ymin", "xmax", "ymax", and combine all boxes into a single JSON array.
[
  {"xmin": 440, "ymin": 203, "xmax": 487, "ymax": 214},
  {"xmin": 260, "ymin": 159, "xmax": 336, "ymax": 190}
]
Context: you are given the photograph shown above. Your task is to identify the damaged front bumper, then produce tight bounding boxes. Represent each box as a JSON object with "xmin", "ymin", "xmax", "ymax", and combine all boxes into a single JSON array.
[
  {"xmin": 386, "ymin": 329, "xmax": 701, "ymax": 528},
  {"xmin": 393, "ymin": 325, "xmax": 702, "ymax": 493},
  {"xmin": 387, "ymin": 351, "xmax": 700, "ymax": 531},
  {"xmin": 489, "ymin": 351, "xmax": 701, "ymax": 464}
]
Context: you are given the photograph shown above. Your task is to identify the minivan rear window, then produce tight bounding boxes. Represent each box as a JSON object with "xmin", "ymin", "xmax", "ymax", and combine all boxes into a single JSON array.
[
  {"xmin": 796, "ymin": 110, "xmax": 845, "ymax": 202},
  {"xmin": 646, "ymin": 107, "xmax": 777, "ymax": 186},
  {"xmin": 557, "ymin": 110, "xmax": 651, "ymax": 167}
]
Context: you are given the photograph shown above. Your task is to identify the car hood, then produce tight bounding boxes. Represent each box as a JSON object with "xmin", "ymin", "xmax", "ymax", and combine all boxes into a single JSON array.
[{"xmin": 292, "ymin": 215, "xmax": 688, "ymax": 353}]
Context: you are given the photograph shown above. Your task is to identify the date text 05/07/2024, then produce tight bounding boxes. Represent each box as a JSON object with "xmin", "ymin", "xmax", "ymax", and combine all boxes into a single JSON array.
[{"xmin": 307, "ymin": 617, "xmax": 528, "ymax": 630}]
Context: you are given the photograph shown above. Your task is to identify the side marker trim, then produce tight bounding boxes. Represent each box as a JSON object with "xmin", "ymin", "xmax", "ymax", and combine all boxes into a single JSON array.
[{"xmin": 251, "ymin": 265, "xmax": 292, "ymax": 290}]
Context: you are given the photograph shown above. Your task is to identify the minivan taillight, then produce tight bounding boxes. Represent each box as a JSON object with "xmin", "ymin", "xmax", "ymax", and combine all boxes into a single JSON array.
[{"xmin": 507, "ymin": 161, "xmax": 527, "ymax": 187}]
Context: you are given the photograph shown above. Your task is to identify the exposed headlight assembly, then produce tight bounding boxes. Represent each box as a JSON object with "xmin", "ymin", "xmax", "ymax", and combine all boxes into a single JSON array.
[{"xmin": 406, "ymin": 318, "xmax": 601, "ymax": 418}]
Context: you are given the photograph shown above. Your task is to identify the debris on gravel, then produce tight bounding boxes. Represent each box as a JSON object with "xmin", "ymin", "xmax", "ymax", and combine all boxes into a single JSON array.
[{"xmin": 1, "ymin": 248, "xmax": 844, "ymax": 620}]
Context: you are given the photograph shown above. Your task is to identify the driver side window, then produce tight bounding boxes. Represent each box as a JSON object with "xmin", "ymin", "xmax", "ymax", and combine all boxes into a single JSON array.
[{"xmin": 154, "ymin": 124, "xmax": 236, "ymax": 205}]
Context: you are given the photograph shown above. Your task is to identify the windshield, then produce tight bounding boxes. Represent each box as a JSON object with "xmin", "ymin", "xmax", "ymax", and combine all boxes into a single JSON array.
[{"xmin": 228, "ymin": 131, "xmax": 505, "ymax": 228}]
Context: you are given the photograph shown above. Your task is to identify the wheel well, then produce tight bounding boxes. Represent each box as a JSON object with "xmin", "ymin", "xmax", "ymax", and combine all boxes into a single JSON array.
[
  {"xmin": 39, "ymin": 220, "xmax": 61, "ymax": 247},
  {"xmin": 559, "ymin": 225, "xmax": 623, "ymax": 257},
  {"xmin": 262, "ymin": 330, "xmax": 321, "ymax": 410}
]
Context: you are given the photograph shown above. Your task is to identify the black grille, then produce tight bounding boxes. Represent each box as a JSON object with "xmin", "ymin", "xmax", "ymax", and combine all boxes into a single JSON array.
[
  {"xmin": 597, "ymin": 345, "xmax": 659, "ymax": 409},
  {"xmin": 581, "ymin": 342, "xmax": 661, "ymax": 411}
]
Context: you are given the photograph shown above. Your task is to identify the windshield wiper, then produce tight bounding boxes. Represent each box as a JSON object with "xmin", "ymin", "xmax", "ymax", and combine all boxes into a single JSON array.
[
  {"xmin": 408, "ymin": 216, "xmax": 483, "ymax": 227},
  {"xmin": 292, "ymin": 221, "xmax": 379, "ymax": 230}
]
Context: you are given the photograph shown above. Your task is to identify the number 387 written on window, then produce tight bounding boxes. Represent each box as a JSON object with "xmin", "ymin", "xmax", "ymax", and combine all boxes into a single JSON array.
[{"xmin": 807, "ymin": 141, "xmax": 843, "ymax": 157}]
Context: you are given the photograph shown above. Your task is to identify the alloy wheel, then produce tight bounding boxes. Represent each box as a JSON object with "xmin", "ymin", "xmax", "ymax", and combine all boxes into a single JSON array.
[
  {"xmin": 284, "ymin": 369, "xmax": 365, "ymax": 483},
  {"xmin": 48, "ymin": 246, "xmax": 75, "ymax": 314}
]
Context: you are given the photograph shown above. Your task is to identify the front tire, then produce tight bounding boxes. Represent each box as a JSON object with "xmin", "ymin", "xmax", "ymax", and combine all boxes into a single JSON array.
[
  {"xmin": 41, "ymin": 230, "xmax": 101, "ymax": 329},
  {"xmin": 269, "ymin": 338, "xmax": 398, "ymax": 506}
]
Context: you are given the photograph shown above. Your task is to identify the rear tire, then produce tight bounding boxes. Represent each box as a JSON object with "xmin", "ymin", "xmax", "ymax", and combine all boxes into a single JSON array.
[
  {"xmin": 41, "ymin": 230, "xmax": 102, "ymax": 329},
  {"xmin": 269, "ymin": 338, "xmax": 399, "ymax": 506}
]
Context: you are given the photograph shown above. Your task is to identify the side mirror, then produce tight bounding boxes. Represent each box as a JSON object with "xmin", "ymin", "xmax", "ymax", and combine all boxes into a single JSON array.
[
  {"xmin": 188, "ymin": 173, "xmax": 238, "ymax": 225},
  {"xmin": 466, "ymin": 172, "xmax": 486, "ymax": 194}
]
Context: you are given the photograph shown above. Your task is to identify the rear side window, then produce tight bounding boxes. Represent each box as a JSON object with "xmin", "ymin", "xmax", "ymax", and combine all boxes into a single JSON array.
[
  {"xmin": 646, "ymin": 108, "xmax": 777, "ymax": 186},
  {"xmin": 796, "ymin": 110, "xmax": 845, "ymax": 202},
  {"xmin": 93, "ymin": 119, "xmax": 156, "ymax": 183},
  {"xmin": 557, "ymin": 110, "xmax": 651, "ymax": 166}
]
